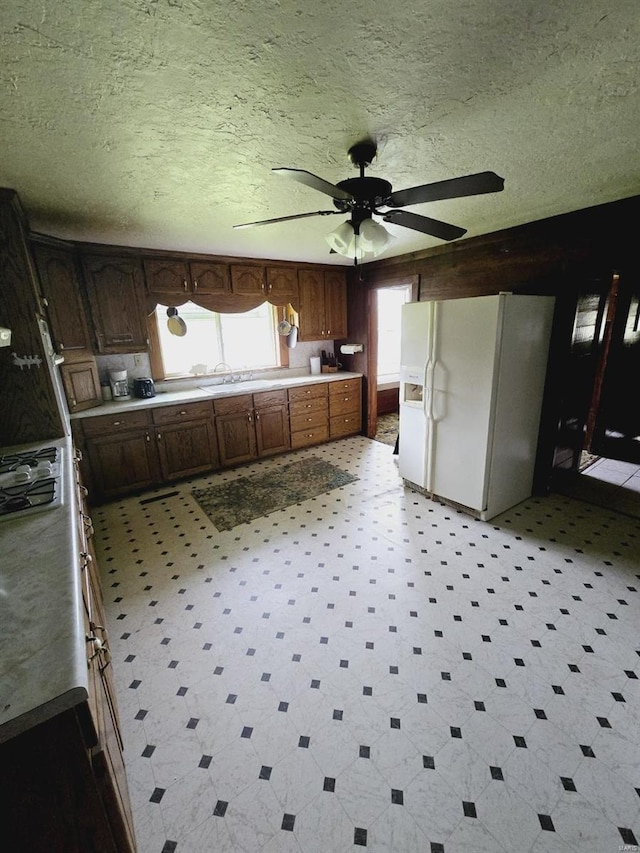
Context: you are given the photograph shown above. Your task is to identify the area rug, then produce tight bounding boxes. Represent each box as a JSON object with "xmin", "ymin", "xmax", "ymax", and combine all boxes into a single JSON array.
[{"xmin": 191, "ymin": 456, "xmax": 358, "ymax": 530}]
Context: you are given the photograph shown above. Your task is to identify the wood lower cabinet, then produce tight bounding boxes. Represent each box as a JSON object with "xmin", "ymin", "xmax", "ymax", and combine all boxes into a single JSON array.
[
  {"xmin": 289, "ymin": 383, "xmax": 329, "ymax": 448},
  {"xmin": 329, "ymin": 377, "xmax": 362, "ymax": 438},
  {"xmin": 152, "ymin": 402, "xmax": 218, "ymax": 479},
  {"xmin": 214, "ymin": 394, "xmax": 257, "ymax": 466},
  {"xmin": 75, "ymin": 378, "xmax": 361, "ymax": 500},
  {"xmin": 86, "ymin": 429, "xmax": 159, "ymax": 500},
  {"xmin": 254, "ymin": 390, "xmax": 290, "ymax": 456},
  {"xmin": 0, "ymin": 451, "xmax": 136, "ymax": 852},
  {"xmin": 76, "ymin": 402, "xmax": 219, "ymax": 502},
  {"xmin": 214, "ymin": 390, "xmax": 290, "ymax": 465}
]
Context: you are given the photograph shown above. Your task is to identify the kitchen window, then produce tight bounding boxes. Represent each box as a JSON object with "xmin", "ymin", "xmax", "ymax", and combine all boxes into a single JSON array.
[{"xmin": 151, "ymin": 301, "xmax": 281, "ymax": 378}]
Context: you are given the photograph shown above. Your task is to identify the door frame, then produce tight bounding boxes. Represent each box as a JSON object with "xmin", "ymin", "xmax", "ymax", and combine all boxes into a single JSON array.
[{"xmin": 366, "ymin": 275, "xmax": 419, "ymax": 437}]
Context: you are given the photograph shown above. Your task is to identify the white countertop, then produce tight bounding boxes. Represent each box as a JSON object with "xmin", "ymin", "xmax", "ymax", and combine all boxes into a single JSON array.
[
  {"xmin": 0, "ymin": 436, "xmax": 88, "ymax": 744},
  {"xmin": 71, "ymin": 371, "xmax": 362, "ymax": 420}
]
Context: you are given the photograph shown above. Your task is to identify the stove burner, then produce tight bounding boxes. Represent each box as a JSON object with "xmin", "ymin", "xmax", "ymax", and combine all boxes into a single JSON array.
[
  {"xmin": 2, "ymin": 494, "xmax": 32, "ymax": 511},
  {"xmin": 0, "ymin": 446, "xmax": 58, "ymax": 476}
]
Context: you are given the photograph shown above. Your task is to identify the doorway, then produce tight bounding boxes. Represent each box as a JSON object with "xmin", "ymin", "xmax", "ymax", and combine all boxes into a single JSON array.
[{"xmin": 365, "ymin": 276, "xmax": 418, "ymax": 439}]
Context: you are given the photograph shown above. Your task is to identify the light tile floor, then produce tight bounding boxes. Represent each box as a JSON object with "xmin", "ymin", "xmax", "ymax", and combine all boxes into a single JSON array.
[
  {"xmin": 93, "ymin": 437, "xmax": 640, "ymax": 853},
  {"xmin": 560, "ymin": 458, "xmax": 640, "ymax": 519}
]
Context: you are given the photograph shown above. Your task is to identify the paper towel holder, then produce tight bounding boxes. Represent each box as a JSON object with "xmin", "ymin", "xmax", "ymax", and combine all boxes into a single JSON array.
[{"xmin": 340, "ymin": 343, "xmax": 364, "ymax": 355}]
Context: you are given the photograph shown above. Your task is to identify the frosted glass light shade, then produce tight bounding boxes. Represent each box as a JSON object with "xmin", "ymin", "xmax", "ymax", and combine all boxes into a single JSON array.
[
  {"xmin": 325, "ymin": 221, "xmax": 355, "ymax": 255},
  {"xmin": 359, "ymin": 218, "xmax": 390, "ymax": 256}
]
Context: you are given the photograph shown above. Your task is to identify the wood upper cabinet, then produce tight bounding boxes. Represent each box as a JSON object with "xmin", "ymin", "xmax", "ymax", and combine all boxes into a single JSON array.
[
  {"xmin": 297, "ymin": 268, "xmax": 347, "ymax": 340},
  {"xmin": 143, "ymin": 257, "xmax": 230, "ymax": 298},
  {"xmin": 324, "ymin": 269, "xmax": 348, "ymax": 339},
  {"xmin": 81, "ymin": 254, "xmax": 148, "ymax": 352},
  {"xmin": 32, "ymin": 241, "xmax": 92, "ymax": 353},
  {"xmin": 61, "ymin": 359, "xmax": 102, "ymax": 412},
  {"xmin": 266, "ymin": 266, "xmax": 298, "ymax": 305},
  {"xmin": 230, "ymin": 264, "xmax": 266, "ymax": 296}
]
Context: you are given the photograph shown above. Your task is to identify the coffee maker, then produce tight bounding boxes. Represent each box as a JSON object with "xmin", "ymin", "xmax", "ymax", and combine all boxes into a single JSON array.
[{"xmin": 109, "ymin": 369, "xmax": 131, "ymax": 402}]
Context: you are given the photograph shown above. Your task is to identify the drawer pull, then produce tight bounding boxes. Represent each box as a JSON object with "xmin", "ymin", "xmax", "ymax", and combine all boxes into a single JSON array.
[
  {"xmin": 112, "ymin": 421, "xmax": 122, "ymax": 426},
  {"xmin": 179, "ymin": 410, "xmax": 187, "ymax": 415},
  {"xmin": 183, "ymin": 279, "xmax": 188, "ymax": 291}
]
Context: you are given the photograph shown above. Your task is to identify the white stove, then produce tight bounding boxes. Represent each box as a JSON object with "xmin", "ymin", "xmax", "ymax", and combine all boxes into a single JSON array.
[{"xmin": 0, "ymin": 446, "xmax": 63, "ymax": 520}]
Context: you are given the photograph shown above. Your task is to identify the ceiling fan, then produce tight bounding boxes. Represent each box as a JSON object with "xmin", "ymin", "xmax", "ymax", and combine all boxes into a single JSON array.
[{"xmin": 234, "ymin": 140, "xmax": 504, "ymax": 263}]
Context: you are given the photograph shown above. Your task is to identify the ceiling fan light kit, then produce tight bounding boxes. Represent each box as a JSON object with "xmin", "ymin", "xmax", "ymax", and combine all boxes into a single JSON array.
[{"xmin": 235, "ymin": 139, "xmax": 504, "ymax": 265}]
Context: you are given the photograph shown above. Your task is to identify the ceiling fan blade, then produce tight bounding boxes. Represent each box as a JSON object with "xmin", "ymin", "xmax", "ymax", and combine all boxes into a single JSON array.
[
  {"xmin": 273, "ymin": 168, "xmax": 354, "ymax": 201},
  {"xmin": 234, "ymin": 210, "xmax": 341, "ymax": 229},
  {"xmin": 383, "ymin": 209, "xmax": 466, "ymax": 241},
  {"xmin": 386, "ymin": 171, "xmax": 504, "ymax": 208}
]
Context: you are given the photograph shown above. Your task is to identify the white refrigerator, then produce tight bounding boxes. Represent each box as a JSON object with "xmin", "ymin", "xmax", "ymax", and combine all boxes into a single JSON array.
[{"xmin": 398, "ymin": 293, "xmax": 555, "ymax": 520}]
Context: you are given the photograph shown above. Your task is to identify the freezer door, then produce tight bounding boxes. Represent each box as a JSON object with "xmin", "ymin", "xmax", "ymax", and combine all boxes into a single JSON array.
[
  {"xmin": 430, "ymin": 295, "xmax": 502, "ymax": 510},
  {"xmin": 400, "ymin": 301, "xmax": 432, "ymax": 367}
]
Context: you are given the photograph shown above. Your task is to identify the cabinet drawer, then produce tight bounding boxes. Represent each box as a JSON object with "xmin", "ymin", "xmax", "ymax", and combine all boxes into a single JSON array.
[
  {"xmin": 213, "ymin": 394, "xmax": 253, "ymax": 415},
  {"xmin": 329, "ymin": 378, "xmax": 360, "ymax": 397},
  {"xmin": 81, "ymin": 409, "xmax": 151, "ymax": 437},
  {"xmin": 290, "ymin": 408, "xmax": 327, "ymax": 433},
  {"xmin": 152, "ymin": 401, "xmax": 213, "ymax": 425},
  {"xmin": 289, "ymin": 396, "xmax": 328, "ymax": 418},
  {"xmin": 291, "ymin": 424, "xmax": 329, "ymax": 448},
  {"xmin": 330, "ymin": 414, "xmax": 361, "ymax": 438},
  {"xmin": 329, "ymin": 393, "xmax": 360, "ymax": 417},
  {"xmin": 288, "ymin": 383, "xmax": 328, "ymax": 403},
  {"xmin": 254, "ymin": 389, "xmax": 287, "ymax": 408}
]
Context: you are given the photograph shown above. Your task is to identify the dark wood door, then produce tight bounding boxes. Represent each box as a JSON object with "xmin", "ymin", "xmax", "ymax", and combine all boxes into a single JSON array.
[
  {"xmin": 61, "ymin": 359, "xmax": 102, "ymax": 412},
  {"xmin": 82, "ymin": 255, "xmax": 148, "ymax": 352},
  {"xmin": 297, "ymin": 269, "xmax": 326, "ymax": 340},
  {"xmin": 32, "ymin": 242, "xmax": 92, "ymax": 352},
  {"xmin": 86, "ymin": 430, "xmax": 159, "ymax": 499},
  {"xmin": 255, "ymin": 404, "xmax": 290, "ymax": 456},
  {"xmin": 266, "ymin": 266, "xmax": 298, "ymax": 305},
  {"xmin": 324, "ymin": 270, "xmax": 348, "ymax": 338},
  {"xmin": 230, "ymin": 264, "xmax": 266, "ymax": 296},
  {"xmin": 143, "ymin": 257, "xmax": 191, "ymax": 298},
  {"xmin": 190, "ymin": 261, "xmax": 230, "ymax": 295},
  {"xmin": 156, "ymin": 419, "xmax": 219, "ymax": 479},
  {"xmin": 216, "ymin": 410, "xmax": 257, "ymax": 466}
]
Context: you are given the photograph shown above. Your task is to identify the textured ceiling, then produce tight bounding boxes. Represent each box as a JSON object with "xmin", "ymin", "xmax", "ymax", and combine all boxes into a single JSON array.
[{"xmin": 1, "ymin": 1, "xmax": 639, "ymax": 265}]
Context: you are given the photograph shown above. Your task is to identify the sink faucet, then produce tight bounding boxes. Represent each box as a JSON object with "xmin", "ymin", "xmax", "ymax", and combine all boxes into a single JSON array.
[{"xmin": 213, "ymin": 362, "xmax": 233, "ymax": 383}]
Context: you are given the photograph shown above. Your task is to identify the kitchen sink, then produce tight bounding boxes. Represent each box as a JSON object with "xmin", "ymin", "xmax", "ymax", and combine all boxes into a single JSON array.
[{"xmin": 200, "ymin": 379, "xmax": 282, "ymax": 395}]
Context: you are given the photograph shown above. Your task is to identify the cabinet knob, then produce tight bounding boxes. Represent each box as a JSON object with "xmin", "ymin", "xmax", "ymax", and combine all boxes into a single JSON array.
[
  {"xmin": 145, "ymin": 432, "xmax": 151, "ymax": 442},
  {"xmin": 183, "ymin": 279, "xmax": 188, "ymax": 291},
  {"xmin": 255, "ymin": 412, "xmax": 260, "ymax": 420},
  {"xmin": 248, "ymin": 414, "xmax": 253, "ymax": 423},
  {"xmin": 157, "ymin": 431, "xmax": 162, "ymax": 440},
  {"xmin": 179, "ymin": 410, "xmax": 187, "ymax": 415},
  {"xmin": 112, "ymin": 420, "xmax": 122, "ymax": 426},
  {"xmin": 193, "ymin": 280, "xmax": 198, "ymax": 291}
]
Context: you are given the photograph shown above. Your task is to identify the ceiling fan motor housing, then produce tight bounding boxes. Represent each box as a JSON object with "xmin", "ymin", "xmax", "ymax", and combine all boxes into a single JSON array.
[{"xmin": 333, "ymin": 177, "xmax": 393, "ymax": 225}]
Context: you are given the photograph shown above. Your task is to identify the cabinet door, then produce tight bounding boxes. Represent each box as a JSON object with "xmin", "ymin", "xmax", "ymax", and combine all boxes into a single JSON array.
[
  {"xmin": 143, "ymin": 257, "xmax": 190, "ymax": 297},
  {"xmin": 156, "ymin": 419, "xmax": 219, "ymax": 479},
  {"xmin": 86, "ymin": 430, "xmax": 158, "ymax": 500},
  {"xmin": 216, "ymin": 410, "xmax": 257, "ymax": 466},
  {"xmin": 190, "ymin": 261, "xmax": 230, "ymax": 295},
  {"xmin": 266, "ymin": 267, "xmax": 298, "ymax": 305},
  {"xmin": 324, "ymin": 269, "xmax": 348, "ymax": 338},
  {"xmin": 61, "ymin": 359, "xmax": 102, "ymax": 412},
  {"xmin": 297, "ymin": 269, "xmax": 326, "ymax": 340},
  {"xmin": 82, "ymin": 255, "xmax": 148, "ymax": 352},
  {"xmin": 32, "ymin": 243, "xmax": 92, "ymax": 352},
  {"xmin": 230, "ymin": 264, "xmax": 266, "ymax": 296},
  {"xmin": 255, "ymin": 404, "xmax": 290, "ymax": 456}
]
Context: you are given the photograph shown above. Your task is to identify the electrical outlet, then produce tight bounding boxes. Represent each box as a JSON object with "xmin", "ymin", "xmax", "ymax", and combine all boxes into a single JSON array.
[{"xmin": 134, "ymin": 354, "xmax": 145, "ymax": 368}]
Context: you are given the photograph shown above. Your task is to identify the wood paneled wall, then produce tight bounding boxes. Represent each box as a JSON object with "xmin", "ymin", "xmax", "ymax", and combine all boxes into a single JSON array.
[{"xmin": 338, "ymin": 194, "xmax": 640, "ymax": 483}]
